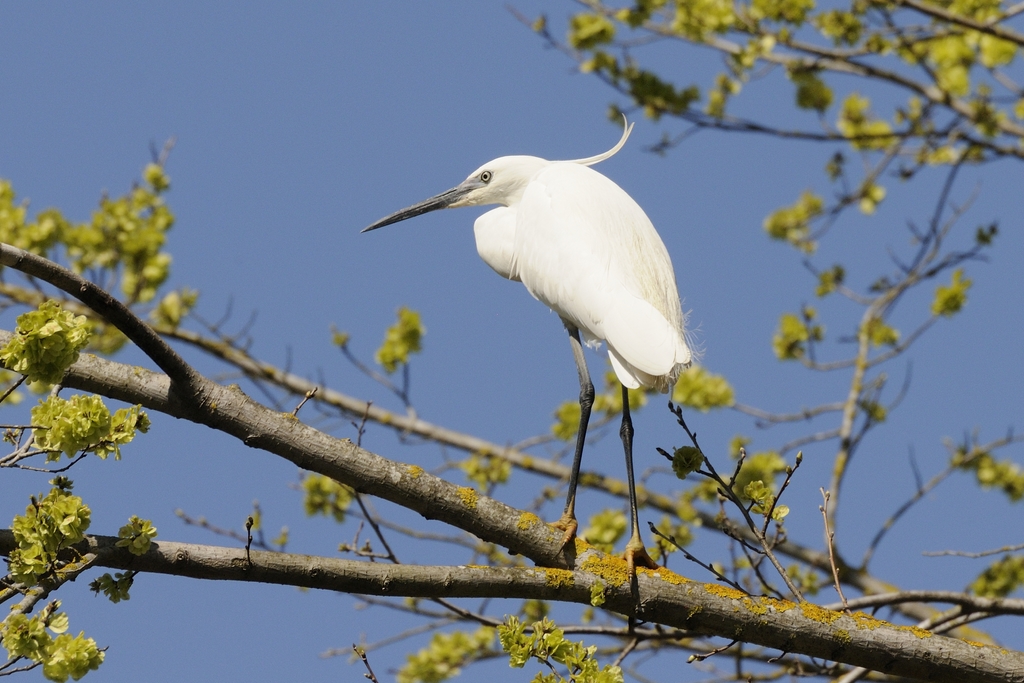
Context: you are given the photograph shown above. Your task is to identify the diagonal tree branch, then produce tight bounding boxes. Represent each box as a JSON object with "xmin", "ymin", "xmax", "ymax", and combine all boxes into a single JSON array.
[
  {"xmin": 0, "ymin": 244, "xmax": 210, "ymax": 410},
  {"xmin": 893, "ymin": 0, "xmax": 1024, "ymax": 46}
]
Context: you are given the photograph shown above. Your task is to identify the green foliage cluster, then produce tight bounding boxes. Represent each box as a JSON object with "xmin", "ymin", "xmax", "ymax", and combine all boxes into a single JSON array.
[
  {"xmin": 31, "ymin": 394, "xmax": 108, "ymax": 459},
  {"xmin": 31, "ymin": 394, "xmax": 149, "ymax": 461},
  {"xmin": 461, "ymin": 451, "xmax": 512, "ymax": 489},
  {"xmin": 671, "ymin": 366, "xmax": 735, "ymax": 411},
  {"xmin": 7, "ymin": 482, "xmax": 91, "ymax": 585},
  {"xmin": 397, "ymin": 626, "xmax": 495, "ymax": 683},
  {"xmin": 560, "ymin": 0, "xmax": 1022, "ymax": 166},
  {"xmin": 1, "ymin": 607, "xmax": 104, "ymax": 682},
  {"xmin": 836, "ymin": 94, "xmax": 895, "ymax": 151},
  {"xmin": 671, "ymin": 445, "xmax": 704, "ymax": 479},
  {"xmin": 815, "ymin": 264, "xmax": 845, "ymax": 296},
  {"xmin": 302, "ymin": 473, "xmax": 354, "ymax": 522},
  {"xmin": 499, "ymin": 616, "xmax": 623, "ymax": 683},
  {"xmin": 863, "ymin": 315, "xmax": 900, "ymax": 347},
  {"xmin": 970, "ymin": 555, "xmax": 1024, "ymax": 598},
  {"xmin": 115, "ymin": 515, "xmax": 158, "ymax": 555},
  {"xmin": 582, "ymin": 509, "xmax": 627, "ymax": 553},
  {"xmin": 952, "ymin": 445, "xmax": 1024, "ymax": 501},
  {"xmin": 69, "ymin": 163, "xmax": 174, "ymax": 304},
  {"xmin": 690, "ymin": 450, "xmax": 790, "ymax": 504},
  {"xmin": 772, "ymin": 307, "xmax": 824, "ymax": 360},
  {"xmin": 376, "ymin": 307, "xmax": 425, "ymax": 374},
  {"xmin": 743, "ymin": 479, "xmax": 790, "ymax": 522},
  {"xmin": 787, "ymin": 563, "xmax": 824, "ymax": 596},
  {"xmin": 149, "ymin": 287, "xmax": 199, "ymax": 328},
  {"xmin": 732, "ymin": 451, "xmax": 789, "ymax": 499},
  {"xmin": 89, "ymin": 571, "xmax": 135, "ymax": 603},
  {"xmin": 763, "ymin": 191, "xmax": 823, "ymax": 252},
  {"xmin": 788, "ymin": 68, "xmax": 832, "ymax": 112},
  {"xmin": 0, "ymin": 181, "xmax": 64, "ymax": 255},
  {"xmin": 0, "ymin": 165, "xmax": 175, "ymax": 306},
  {"xmin": 931, "ymin": 268, "xmax": 972, "ymax": 317},
  {"xmin": 552, "ymin": 370, "xmax": 648, "ymax": 440},
  {"xmin": 0, "ymin": 300, "xmax": 90, "ymax": 384}
]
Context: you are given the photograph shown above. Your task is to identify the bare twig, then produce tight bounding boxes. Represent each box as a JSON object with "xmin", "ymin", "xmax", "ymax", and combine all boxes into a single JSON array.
[
  {"xmin": 354, "ymin": 644, "xmax": 380, "ymax": 683},
  {"xmin": 820, "ymin": 489, "xmax": 848, "ymax": 611},
  {"xmin": 688, "ymin": 640, "xmax": 738, "ymax": 663},
  {"xmin": 925, "ymin": 542, "xmax": 1024, "ymax": 558},
  {"xmin": 291, "ymin": 387, "xmax": 317, "ymax": 416}
]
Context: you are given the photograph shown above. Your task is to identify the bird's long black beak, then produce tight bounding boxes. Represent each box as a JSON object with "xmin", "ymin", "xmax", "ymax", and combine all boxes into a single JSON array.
[{"xmin": 362, "ymin": 183, "xmax": 473, "ymax": 233}]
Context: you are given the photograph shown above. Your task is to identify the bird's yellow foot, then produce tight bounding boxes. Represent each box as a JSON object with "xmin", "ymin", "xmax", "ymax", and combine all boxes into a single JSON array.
[
  {"xmin": 551, "ymin": 512, "xmax": 578, "ymax": 550},
  {"xmin": 624, "ymin": 535, "xmax": 658, "ymax": 580}
]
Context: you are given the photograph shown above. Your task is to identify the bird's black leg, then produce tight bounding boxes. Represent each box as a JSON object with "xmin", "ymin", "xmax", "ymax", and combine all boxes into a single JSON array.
[
  {"xmin": 552, "ymin": 321, "xmax": 594, "ymax": 548},
  {"xmin": 620, "ymin": 383, "xmax": 658, "ymax": 578}
]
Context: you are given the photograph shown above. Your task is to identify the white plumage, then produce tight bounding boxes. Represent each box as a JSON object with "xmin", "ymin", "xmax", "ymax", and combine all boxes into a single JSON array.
[
  {"xmin": 465, "ymin": 127, "xmax": 691, "ymax": 391},
  {"xmin": 363, "ymin": 120, "xmax": 693, "ymax": 575}
]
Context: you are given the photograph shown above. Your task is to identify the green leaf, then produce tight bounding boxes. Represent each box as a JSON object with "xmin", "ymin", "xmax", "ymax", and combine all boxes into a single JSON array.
[
  {"xmin": 816, "ymin": 264, "xmax": 845, "ymax": 297},
  {"xmin": 931, "ymin": 268, "xmax": 972, "ymax": 317},
  {"xmin": 751, "ymin": 0, "xmax": 815, "ymax": 24},
  {"xmin": 671, "ymin": 446, "xmax": 704, "ymax": 480},
  {"xmin": 1, "ymin": 613, "xmax": 51, "ymax": 662},
  {"xmin": 43, "ymin": 632, "xmax": 105, "ymax": 682},
  {"xmin": 375, "ymin": 307, "xmax": 425, "ymax": 373},
  {"xmin": 837, "ymin": 93, "xmax": 895, "ymax": 150},
  {"xmin": 551, "ymin": 400, "xmax": 581, "ymax": 441},
  {"xmin": 733, "ymin": 452, "xmax": 788, "ymax": 500},
  {"xmin": 89, "ymin": 572, "xmax": 135, "ymax": 603},
  {"xmin": 460, "ymin": 452, "xmax": 511, "ymax": 488},
  {"xmin": 763, "ymin": 190, "xmax": 823, "ymax": 252},
  {"xmin": 31, "ymin": 394, "xmax": 112, "ymax": 459},
  {"xmin": 672, "ymin": 366, "xmax": 735, "ymax": 411},
  {"xmin": 302, "ymin": 473, "xmax": 353, "ymax": 522},
  {"xmin": 815, "ymin": 10, "xmax": 863, "ymax": 45},
  {"xmin": 115, "ymin": 515, "xmax": 157, "ymax": 555},
  {"xmin": 772, "ymin": 308, "xmax": 823, "ymax": 360},
  {"xmin": 398, "ymin": 626, "xmax": 494, "ymax": 683},
  {"xmin": 970, "ymin": 555, "xmax": 1024, "ymax": 598},
  {"xmin": 858, "ymin": 181, "xmax": 886, "ymax": 214},
  {"xmin": 149, "ymin": 288, "xmax": 198, "ymax": 328},
  {"xmin": 0, "ymin": 300, "xmax": 91, "ymax": 384},
  {"xmin": 582, "ymin": 509, "xmax": 627, "ymax": 552},
  {"xmin": 568, "ymin": 13, "xmax": 616, "ymax": 50},
  {"xmin": 864, "ymin": 315, "xmax": 900, "ymax": 346},
  {"xmin": 790, "ymin": 68, "xmax": 833, "ymax": 113},
  {"xmin": 64, "ymin": 164, "xmax": 175, "ymax": 304},
  {"xmin": 8, "ymin": 485, "xmax": 92, "ymax": 585}
]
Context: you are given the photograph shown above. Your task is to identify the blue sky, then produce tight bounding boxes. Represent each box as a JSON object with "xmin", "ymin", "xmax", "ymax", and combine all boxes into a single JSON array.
[{"xmin": 2, "ymin": 3, "xmax": 1022, "ymax": 682}]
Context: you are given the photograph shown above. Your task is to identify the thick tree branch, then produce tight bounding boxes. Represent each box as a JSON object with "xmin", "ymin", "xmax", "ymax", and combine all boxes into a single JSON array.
[
  {"xmin": 0, "ymin": 335, "xmax": 571, "ymax": 568},
  {"xmin": 0, "ymin": 244, "xmax": 210, "ymax": 411},
  {"xmin": 0, "ymin": 327, "xmax": 977, "ymax": 634},
  {"xmin": 1, "ymin": 529, "xmax": 1021, "ymax": 683},
  {"xmin": 0, "ymin": 276, "xmax": 984, "ymax": 631}
]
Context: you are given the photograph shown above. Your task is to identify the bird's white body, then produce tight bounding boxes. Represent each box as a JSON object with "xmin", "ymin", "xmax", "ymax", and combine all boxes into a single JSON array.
[
  {"xmin": 363, "ymin": 120, "xmax": 692, "ymax": 569},
  {"xmin": 470, "ymin": 154, "xmax": 690, "ymax": 392}
]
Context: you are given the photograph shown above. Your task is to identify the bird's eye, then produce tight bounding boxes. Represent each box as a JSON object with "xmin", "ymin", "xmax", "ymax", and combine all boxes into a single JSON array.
[{"xmin": 480, "ymin": 171, "xmax": 492, "ymax": 183}]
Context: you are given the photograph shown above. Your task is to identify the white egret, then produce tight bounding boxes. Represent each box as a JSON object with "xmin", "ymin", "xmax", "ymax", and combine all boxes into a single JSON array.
[{"xmin": 363, "ymin": 120, "xmax": 692, "ymax": 575}]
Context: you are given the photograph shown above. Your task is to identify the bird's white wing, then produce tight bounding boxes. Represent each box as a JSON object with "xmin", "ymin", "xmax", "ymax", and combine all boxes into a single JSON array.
[
  {"xmin": 474, "ymin": 206, "xmax": 520, "ymax": 281},
  {"xmin": 512, "ymin": 163, "xmax": 689, "ymax": 389}
]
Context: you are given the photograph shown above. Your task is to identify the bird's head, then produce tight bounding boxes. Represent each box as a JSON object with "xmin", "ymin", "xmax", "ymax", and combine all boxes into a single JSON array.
[{"xmin": 362, "ymin": 119, "xmax": 633, "ymax": 233}]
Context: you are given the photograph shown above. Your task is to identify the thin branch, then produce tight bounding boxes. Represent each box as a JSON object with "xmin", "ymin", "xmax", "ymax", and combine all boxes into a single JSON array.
[
  {"xmin": 894, "ymin": 0, "xmax": 1024, "ymax": 45},
  {"xmin": 925, "ymin": 542, "xmax": 1024, "ymax": 558},
  {"xmin": 353, "ymin": 644, "xmax": 380, "ymax": 683},
  {"xmin": 820, "ymin": 489, "xmax": 849, "ymax": 611}
]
